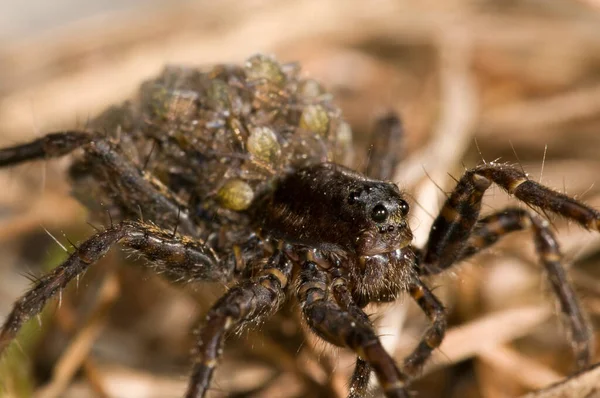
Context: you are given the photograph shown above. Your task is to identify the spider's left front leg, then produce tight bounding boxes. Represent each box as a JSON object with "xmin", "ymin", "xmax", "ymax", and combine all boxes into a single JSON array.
[
  {"xmin": 419, "ymin": 164, "xmax": 600, "ymax": 369},
  {"xmin": 186, "ymin": 250, "xmax": 292, "ymax": 398},
  {"xmin": 422, "ymin": 164, "xmax": 600, "ymax": 273},
  {"xmin": 428, "ymin": 207, "xmax": 593, "ymax": 369},
  {"xmin": 297, "ymin": 262, "xmax": 409, "ymax": 398}
]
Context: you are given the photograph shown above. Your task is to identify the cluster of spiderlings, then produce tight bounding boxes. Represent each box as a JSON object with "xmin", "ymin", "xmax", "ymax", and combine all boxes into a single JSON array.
[{"xmin": 120, "ymin": 54, "xmax": 354, "ymax": 218}]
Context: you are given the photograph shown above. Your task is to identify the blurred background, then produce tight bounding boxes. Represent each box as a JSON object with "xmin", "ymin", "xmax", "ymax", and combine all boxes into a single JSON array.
[{"xmin": 1, "ymin": 0, "xmax": 600, "ymax": 397}]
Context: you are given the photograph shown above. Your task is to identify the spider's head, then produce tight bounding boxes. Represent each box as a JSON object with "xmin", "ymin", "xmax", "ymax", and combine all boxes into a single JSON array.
[
  {"xmin": 254, "ymin": 163, "xmax": 413, "ymax": 257},
  {"xmin": 348, "ymin": 182, "xmax": 413, "ymax": 256}
]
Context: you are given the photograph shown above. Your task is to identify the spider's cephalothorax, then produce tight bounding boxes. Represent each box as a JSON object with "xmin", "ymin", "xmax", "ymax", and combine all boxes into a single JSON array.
[
  {"xmin": 1, "ymin": 54, "xmax": 599, "ymax": 398},
  {"xmin": 253, "ymin": 162, "xmax": 415, "ymax": 306}
]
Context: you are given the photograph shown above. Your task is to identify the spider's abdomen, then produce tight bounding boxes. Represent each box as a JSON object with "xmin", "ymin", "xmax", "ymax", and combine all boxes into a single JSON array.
[{"xmin": 79, "ymin": 55, "xmax": 354, "ymax": 233}]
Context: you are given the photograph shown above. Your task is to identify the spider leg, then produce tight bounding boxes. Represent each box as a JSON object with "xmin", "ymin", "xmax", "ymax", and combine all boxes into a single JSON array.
[
  {"xmin": 0, "ymin": 220, "xmax": 231, "ymax": 355},
  {"xmin": 186, "ymin": 250, "xmax": 292, "ymax": 398},
  {"xmin": 423, "ymin": 164, "xmax": 600, "ymax": 273},
  {"xmin": 365, "ymin": 112, "xmax": 404, "ymax": 181},
  {"xmin": 0, "ymin": 131, "xmax": 91, "ymax": 167},
  {"xmin": 330, "ymin": 273, "xmax": 374, "ymax": 398},
  {"xmin": 0, "ymin": 134, "xmax": 196, "ymax": 234},
  {"xmin": 297, "ymin": 262, "xmax": 409, "ymax": 398},
  {"xmin": 456, "ymin": 208, "xmax": 537, "ymax": 261},
  {"xmin": 403, "ymin": 278, "xmax": 446, "ymax": 375},
  {"xmin": 80, "ymin": 139, "xmax": 197, "ymax": 234},
  {"xmin": 348, "ymin": 358, "xmax": 371, "ymax": 398},
  {"xmin": 421, "ymin": 163, "xmax": 600, "ymax": 370},
  {"xmin": 429, "ymin": 207, "xmax": 593, "ymax": 369},
  {"xmin": 344, "ymin": 269, "xmax": 445, "ymax": 388}
]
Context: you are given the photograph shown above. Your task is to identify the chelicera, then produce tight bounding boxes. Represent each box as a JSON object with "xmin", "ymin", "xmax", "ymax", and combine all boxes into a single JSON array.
[{"xmin": 0, "ymin": 54, "xmax": 598, "ymax": 397}]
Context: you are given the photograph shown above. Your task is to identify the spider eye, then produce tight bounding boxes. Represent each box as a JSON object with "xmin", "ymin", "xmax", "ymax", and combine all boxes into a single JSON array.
[
  {"xmin": 371, "ymin": 204, "xmax": 388, "ymax": 223},
  {"xmin": 398, "ymin": 199, "xmax": 409, "ymax": 216}
]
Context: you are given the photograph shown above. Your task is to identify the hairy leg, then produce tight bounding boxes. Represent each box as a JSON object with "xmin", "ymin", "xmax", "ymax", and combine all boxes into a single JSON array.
[
  {"xmin": 0, "ymin": 133, "xmax": 196, "ymax": 234},
  {"xmin": 330, "ymin": 274, "xmax": 375, "ymax": 398},
  {"xmin": 335, "ymin": 271, "xmax": 443, "ymax": 397},
  {"xmin": 365, "ymin": 112, "xmax": 404, "ymax": 181},
  {"xmin": 80, "ymin": 139, "xmax": 197, "ymax": 234},
  {"xmin": 344, "ymin": 271, "xmax": 445, "ymax": 390},
  {"xmin": 186, "ymin": 251, "xmax": 292, "ymax": 398},
  {"xmin": 0, "ymin": 220, "xmax": 231, "ymax": 355},
  {"xmin": 422, "ymin": 164, "xmax": 600, "ymax": 273},
  {"xmin": 0, "ymin": 131, "xmax": 91, "ymax": 167},
  {"xmin": 421, "ymin": 164, "xmax": 599, "ymax": 370},
  {"xmin": 297, "ymin": 262, "xmax": 409, "ymax": 398},
  {"xmin": 426, "ymin": 207, "xmax": 593, "ymax": 369},
  {"xmin": 403, "ymin": 278, "xmax": 446, "ymax": 375},
  {"xmin": 348, "ymin": 359, "xmax": 371, "ymax": 398}
]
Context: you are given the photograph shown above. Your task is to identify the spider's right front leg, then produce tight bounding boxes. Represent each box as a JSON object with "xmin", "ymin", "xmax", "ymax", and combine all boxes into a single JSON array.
[
  {"xmin": 297, "ymin": 262, "xmax": 410, "ymax": 398},
  {"xmin": 0, "ymin": 220, "xmax": 232, "ymax": 355}
]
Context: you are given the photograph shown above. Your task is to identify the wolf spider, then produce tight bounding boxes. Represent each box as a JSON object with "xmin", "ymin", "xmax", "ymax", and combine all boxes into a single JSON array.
[{"xmin": 0, "ymin": 55, "xmax": 599, "ymax": 398}]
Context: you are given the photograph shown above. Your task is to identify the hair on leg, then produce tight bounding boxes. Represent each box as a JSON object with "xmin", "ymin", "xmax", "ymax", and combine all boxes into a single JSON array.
[
  {"xmin": 186, "ymin": 251, "xmax": 292, "ymax": 398},
  {"xmin": 0, "ymin": 132, "xmax": 91, "ymax": 167},
  {"xmin": 297, "ymin": 262, "xmax": 410, "ymax": 398},
  {"xmin": 0, "ymin": 220, "xmax": 232, "ymax": 355}
]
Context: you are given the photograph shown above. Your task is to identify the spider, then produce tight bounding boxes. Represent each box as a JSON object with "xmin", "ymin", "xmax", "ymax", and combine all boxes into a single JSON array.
[{"xmin": 0, "ymin": 54, "xmax": 598, "ymax": 398}]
